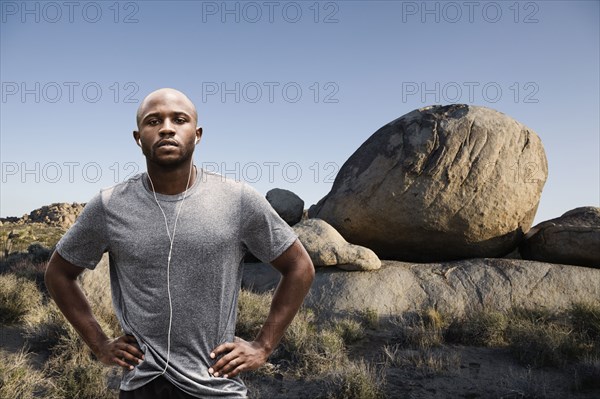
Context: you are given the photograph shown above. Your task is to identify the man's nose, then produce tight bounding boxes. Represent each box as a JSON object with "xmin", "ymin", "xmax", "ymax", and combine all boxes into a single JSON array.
[{"xmin": 159, "ymin": 119, "xmax": 176, "ymax": 135}]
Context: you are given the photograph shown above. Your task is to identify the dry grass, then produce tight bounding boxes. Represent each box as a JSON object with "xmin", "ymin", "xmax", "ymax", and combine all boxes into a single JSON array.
[
  {"xmin": 4, "ymin": 256, "xmax": 122, "ymax": 398},
  {"xmin": 359, "ymin": 307, "xmax": 380, "ymax": 330},
  {"xmin": 323, "ymin": 359, "xmax": 386, "ymax": 399},
  {"xmin": 42, "ymin": 260, "xmax": 121, "ymax": 398},
  {"xmin": 392, "ymin": 307, "xmax": 447, "ymax": 350},
  {"xmin": 236, "ymin": 289, "xmax": 385, "ymax": 398},
  {"xmin": 79, "ymin": 263, "xmax": 122, "ymax": 337},
  {"xmin": 0, "ymin": 223, "xmax": 65, "ymax": 256},
  {"xmin": 0, "ymin": 274, "xmax": 43, "ymax": 325},
  {"xmin": 506, "ymin": 317, "xmax": 590, "ymax": 367},
  {"xmin": 334, "ymin": 317, "xmax": 366, "ymax": 344},
  {"xmin": 443, "ymin": 304, "xmax": 600, "ymax": 369},
  {"xmin": 382, "ymin": 344, "xmax": 461, "ymax": 377},
  {"xmin": 445, "ymin": 309, "xmax": 508, "ymax": 346},
  {"xmin": 43, "ymin": 344, "xmax": 118, "ymax": 399},
  {"xmin": 23, "ymin": 301, "xmax": 71, "ymax": 353},
  {"xmin": 0, "ymin": 349, "xmax": 51, "ymax": 399},
  {"xmin": 570, "ymin": 302, "xmax": 600, "ymax": 340}
]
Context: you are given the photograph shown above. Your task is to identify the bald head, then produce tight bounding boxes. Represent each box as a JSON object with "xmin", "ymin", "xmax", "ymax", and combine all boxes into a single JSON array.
[{"xmin": 136, "ymin": 88, "xmax": 198, "ymax": 129}]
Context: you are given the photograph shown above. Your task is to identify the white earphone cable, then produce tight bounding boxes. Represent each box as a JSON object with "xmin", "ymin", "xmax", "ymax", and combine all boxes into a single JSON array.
[{"xmin": 146, "ymin": 161, "xmax": 195, "ymax": 375}]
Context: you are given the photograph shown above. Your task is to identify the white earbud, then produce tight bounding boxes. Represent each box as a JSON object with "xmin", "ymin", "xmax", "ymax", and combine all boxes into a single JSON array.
[{"xmin": 137, "ymin": 139, "xmax": 142, "ymax": 146}]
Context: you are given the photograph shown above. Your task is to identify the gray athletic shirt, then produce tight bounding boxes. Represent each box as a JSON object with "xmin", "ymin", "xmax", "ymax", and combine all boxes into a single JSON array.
[{"xmin": 55, "ymin": 168, "xmax": 298, "ymax": 398}]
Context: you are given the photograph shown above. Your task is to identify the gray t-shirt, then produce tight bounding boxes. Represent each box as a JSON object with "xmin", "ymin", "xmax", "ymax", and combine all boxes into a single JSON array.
[{"xmin": 55, "ymin": 168, "xmax": 298, "ymax": 398}]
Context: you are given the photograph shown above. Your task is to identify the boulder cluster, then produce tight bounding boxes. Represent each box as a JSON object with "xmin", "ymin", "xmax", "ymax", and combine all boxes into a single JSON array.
[
  {"xmin": 267, "ymin": 105, "xmax": 598, "ymax": 270},
  {"xmin": 1, "ymin": 202, "xmax": 85, "ymax": 229}
]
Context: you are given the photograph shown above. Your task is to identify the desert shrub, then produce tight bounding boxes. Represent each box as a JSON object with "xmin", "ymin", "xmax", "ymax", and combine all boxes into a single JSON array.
[
  {"xmin": 359, "ymin": 308, "xmax": 380, "ymax": 330},
  {"xmin": 393, "ymin": 308, "xmax": 447, "ymax": 350},
  {"xmin": 0, "ymin": 273, "xmax": 43, "ymax": 324},
  {"xmin": 506, "ymin": 318, "xmax": 589, "ymax": 367},
  {"xmin": 323, "ymin": 359, "xmax": 385, "ymax": 399},
  {"xmin": 334, "ymin": 317, "xmax": 365, "ymax": 344},
  {"xmin": 27, "ymin": 243, "xmax": 53, "ymax": 264},
  {"xmin": 318, "ymin": 329, "xmax": 346, "ymax": 357},
  {"xmin": 445, "ymin": 309, "xmax": 508, "ymax": 346},
  {"xmin": 0, "ymin": 349, "xmax": 51, "ymax": 399},
  {"xmin": 7, "ymin": 258, "xmax": 48, "ymax": 293}
]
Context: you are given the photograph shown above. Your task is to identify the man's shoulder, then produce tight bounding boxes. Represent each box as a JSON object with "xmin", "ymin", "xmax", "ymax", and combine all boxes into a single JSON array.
[
  {"xmin": 96, "ymin": 172, "xmax": 144, "ymax": 205},
  {"xmin": 200, "ymin": 168, "xmax": 248, "ymax": 193}
]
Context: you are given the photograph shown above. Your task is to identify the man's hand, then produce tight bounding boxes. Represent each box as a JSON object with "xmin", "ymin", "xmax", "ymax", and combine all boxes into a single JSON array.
[
  {"xmin": 208, "ymin": 336, "xmax": 268, "ymax": 378},
  {"xmin": 95, "ymin": 334, "xmax": 145, "ymax": 370}
]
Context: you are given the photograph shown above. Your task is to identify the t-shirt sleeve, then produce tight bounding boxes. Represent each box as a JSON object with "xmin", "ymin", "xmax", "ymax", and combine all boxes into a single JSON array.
[
  {"xmin": 240, "ymin": 183, "xmax": 299, "ymax": 264},
  {"xmin": 55, "ymin": 191, "xmax": 109, "ymax": 270}
]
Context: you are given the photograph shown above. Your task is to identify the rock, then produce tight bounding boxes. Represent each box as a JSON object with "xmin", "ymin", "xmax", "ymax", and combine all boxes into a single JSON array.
[
  {"xmin": 520, "ymin": 207, "xmax": 600, "ymax": 268},
  {"xmin": 266, "ymin": 188, "xmax": 304, "ymax": 226},
  {"xmin": 293, "ymin": 218, "xmax": 381, "ymax": 271},
  {"xmin": 309, "ymin": 104, "xmax": 548, "ymax": 262},
  {"xmin": 27, "ymin": 202, "xmax": 85, "ymax": 229},
  {"xmin": 243, "ymin": 259, "xmax": 600, "ymax": 318}
]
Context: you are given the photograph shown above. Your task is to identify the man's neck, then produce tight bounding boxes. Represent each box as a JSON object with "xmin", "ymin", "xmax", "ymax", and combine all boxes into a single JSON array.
[{"xmin": 145, "ymin": 162, "xmax": 197, "ymax": 195}]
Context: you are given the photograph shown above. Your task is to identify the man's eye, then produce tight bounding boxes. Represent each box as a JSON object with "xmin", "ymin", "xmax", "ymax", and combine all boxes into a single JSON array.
[
  {"xmin": 175, "ymin": 118, "xmax": 186, "ymax": 124},
  {"xmin": 148, "ymin": 119, "xmax": 160, "ymax": 125}
]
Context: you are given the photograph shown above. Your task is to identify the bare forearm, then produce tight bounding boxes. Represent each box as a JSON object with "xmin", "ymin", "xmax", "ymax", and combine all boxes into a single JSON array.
[
  {"xmin": 45, "ymin": 263, "xmax": 109, "ymax": 354},
  {"xmin": 255, "ymin": 259, "xmax": 314, "ymax": 354}
]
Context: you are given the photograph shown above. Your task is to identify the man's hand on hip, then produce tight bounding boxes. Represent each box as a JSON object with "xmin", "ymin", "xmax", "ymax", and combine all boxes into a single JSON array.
[
  {"xmin": 95, "ymin": 334, "xmax": 145, "ymax": 370},
  {"xmin": 208, "ymin": 336, "xmax": 268, "ymax": 378}
]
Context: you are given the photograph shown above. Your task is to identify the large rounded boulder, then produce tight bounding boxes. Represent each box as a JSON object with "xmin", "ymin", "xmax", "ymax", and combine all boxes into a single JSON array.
[{"xmin": 309, "ymin": 104, "xmax": 548, "ymax": 261}]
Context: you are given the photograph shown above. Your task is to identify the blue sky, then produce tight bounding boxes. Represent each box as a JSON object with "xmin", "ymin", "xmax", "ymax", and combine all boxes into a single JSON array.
[{"xmin": 1, "ymin": 0, "xmax": 599, "ymax": 226}]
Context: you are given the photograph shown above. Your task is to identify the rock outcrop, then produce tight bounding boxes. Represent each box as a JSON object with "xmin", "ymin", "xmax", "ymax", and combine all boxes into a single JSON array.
[
  {"xmin": 243, "ymin": 259, "xmax": 600, "ymax": 318},
  {"xmin": 26, "ymin": 203, "xmax": 85, "ymax": 229},
  {"xmin": 266, "ymin": 188, "xmax": 304, "ymax": 226},
  {"xmin": 292, "ymin": 218, "xmax": 381, "ymax": 271},
  {"xmin": 309, "ymin": 104, "xmax": 548, "ymax": 262},
  {"xmin": 520, "ymin": 207, "xmax": 600, "ymax": 268}
]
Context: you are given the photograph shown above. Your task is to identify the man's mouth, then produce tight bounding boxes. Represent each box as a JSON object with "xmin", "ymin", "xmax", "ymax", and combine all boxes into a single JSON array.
[{"xmin": 157, "ymin": 139, "xmax": 179, "ymax": 148}]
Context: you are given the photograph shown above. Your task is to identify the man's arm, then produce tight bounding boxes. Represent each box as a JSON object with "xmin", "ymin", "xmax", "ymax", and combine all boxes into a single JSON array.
[
  {"xmin": 45, "ymin": 250, "xmax": 144, "ymax": 370},
  {"xmin": 209, "ymin": 238, "xmax": 315, "ymax": 378}
]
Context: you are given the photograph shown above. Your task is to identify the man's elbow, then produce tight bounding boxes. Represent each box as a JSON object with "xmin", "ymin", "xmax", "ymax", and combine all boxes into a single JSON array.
[
  {"xmin": 45, "ymin": 252, "xmax": 62, "ymax": 296},
  {"xmin": 303, "ymin": 254, "xmax": 315, "ymax": 285}
]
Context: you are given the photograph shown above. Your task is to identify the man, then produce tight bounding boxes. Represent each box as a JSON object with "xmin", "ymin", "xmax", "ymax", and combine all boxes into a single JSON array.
[{"xmin": 45, "ymin": 88, "xmax": 315, "ymax": 398}]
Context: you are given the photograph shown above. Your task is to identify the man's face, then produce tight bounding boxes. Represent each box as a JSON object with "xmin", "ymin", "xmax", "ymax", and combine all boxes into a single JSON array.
[{"xmin": 134, "ymin": 90, "xmax": 201, "ymax": 167}]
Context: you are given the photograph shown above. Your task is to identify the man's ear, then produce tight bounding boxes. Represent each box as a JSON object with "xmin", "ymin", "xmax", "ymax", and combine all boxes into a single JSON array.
[
  {"xmin": 133, "ymin": 131, "xmax": 141, "ymax": 146},
  {"xmin": 195, "ymin": 127, "xmax": 203, "ymax": 144}
]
